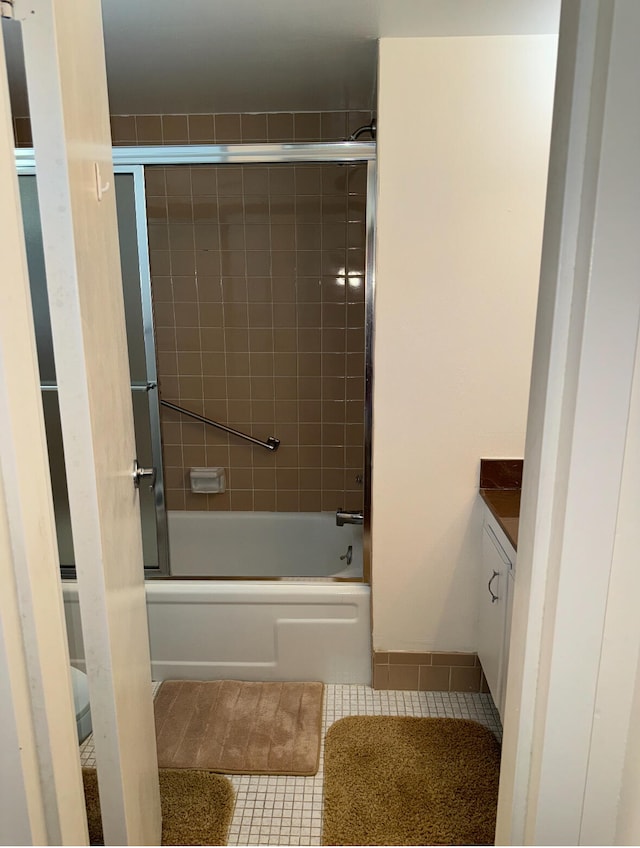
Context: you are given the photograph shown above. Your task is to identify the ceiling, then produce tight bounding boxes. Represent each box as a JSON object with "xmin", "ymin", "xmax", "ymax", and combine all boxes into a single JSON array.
[{"xmin": 3, "ymin": 0, "xmax": 560, "ymax": 117}]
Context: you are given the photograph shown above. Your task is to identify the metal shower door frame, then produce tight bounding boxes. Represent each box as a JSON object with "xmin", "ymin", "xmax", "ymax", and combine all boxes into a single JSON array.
[
  {"xmin": 125, "ymin": 164, "xmax": 169, "ymax": 577},
  {"xmin": 120, "ymin": 141, "xmax": 376, "ymax": 583}
]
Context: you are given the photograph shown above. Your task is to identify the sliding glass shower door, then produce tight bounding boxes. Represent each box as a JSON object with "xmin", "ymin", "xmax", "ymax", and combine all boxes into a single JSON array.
[{"xmin": 18, "ymin": 169, "xmax": 168, "ymax": 575}]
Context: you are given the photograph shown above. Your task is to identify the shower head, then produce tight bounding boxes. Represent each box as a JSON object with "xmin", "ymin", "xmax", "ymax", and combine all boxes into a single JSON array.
[{"xmin": 348, "ymin": 117, "xmax": 376, "ymax": 141}]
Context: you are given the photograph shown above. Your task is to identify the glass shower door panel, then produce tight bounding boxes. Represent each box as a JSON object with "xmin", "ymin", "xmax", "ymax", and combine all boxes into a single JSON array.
[
  {"xmin": 41, "ymin": 391, "xmax": 74, "ymax": 567},
  {"xmin": 115, "ymin": 173, "xmax": 148, "ymax": 385},
  {"xmin": 20, "ymin": 175, "xmax": 56, "ymax": 384},
  {"xmin": 39, "ymin": 388, "xmax": 159, "ymax": 569},
  {"xmin": 19, "ymin": 172, "xmax": 162, "ymax": 570}
]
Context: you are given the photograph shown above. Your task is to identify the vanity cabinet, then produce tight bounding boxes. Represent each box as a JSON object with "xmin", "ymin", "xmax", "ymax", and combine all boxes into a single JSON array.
[{"xmin": 478, "ymin": 509, "xmax": 516, "ymax": 720}]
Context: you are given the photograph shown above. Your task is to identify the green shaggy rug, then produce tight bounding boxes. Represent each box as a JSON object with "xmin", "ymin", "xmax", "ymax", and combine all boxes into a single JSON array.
[{"xmin": 322, "ymin": 716, "xmax": 501, "ymax": 845}]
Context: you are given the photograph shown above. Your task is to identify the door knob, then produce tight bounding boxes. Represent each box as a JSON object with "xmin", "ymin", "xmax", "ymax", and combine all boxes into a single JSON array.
[{"xmin": 133, "ymin": 459, "xmax": 156, "ymax": 490}]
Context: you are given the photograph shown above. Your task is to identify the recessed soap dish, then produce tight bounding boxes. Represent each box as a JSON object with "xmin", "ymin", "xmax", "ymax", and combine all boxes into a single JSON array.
[{"xmin": 190, "ymin": 467, "xmax": 226, "ymax": 494}]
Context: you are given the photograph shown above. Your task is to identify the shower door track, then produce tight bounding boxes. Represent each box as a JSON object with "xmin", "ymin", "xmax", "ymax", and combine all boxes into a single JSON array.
[{"xmin": 15, "ymin": 141, "xmax": 377, "ymax": 583}]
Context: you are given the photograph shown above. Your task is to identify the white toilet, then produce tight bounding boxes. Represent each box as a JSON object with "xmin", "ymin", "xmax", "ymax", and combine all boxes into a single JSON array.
[{"xmin": 70, "ymin": 667, "xmax": 92, "ymax": 743}]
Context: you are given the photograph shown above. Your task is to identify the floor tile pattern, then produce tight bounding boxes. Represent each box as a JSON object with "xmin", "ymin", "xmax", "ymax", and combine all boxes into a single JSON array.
[{"xmin": 79, "ymin": 684, "xmax": 501, "ymax": 846}]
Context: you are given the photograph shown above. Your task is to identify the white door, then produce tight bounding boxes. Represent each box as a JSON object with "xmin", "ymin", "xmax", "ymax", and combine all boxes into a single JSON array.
[{"xmin": 18, "ymin": 1, "xmax": 161, "ymax": 843}]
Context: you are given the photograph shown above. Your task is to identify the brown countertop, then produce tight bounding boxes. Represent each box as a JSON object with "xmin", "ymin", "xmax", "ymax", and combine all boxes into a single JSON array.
[{"xmin": 479, "ymin": 458, "xmax": 522, "ymax": 551}]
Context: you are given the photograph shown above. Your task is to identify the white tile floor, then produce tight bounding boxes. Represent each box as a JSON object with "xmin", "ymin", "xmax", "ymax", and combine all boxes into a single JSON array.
[{"xmin": 80, "ymin": 684, "xmax": 502, "ymax": 846}]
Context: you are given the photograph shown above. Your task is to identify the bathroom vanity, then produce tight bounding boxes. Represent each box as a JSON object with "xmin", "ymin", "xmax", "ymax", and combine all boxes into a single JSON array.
[
  {"xmin": 478, "ymin": 459, "xmax": 521, "ymax": 720},
  {"xmin": 478, "ymin": 507, "xmax": 516, "ymax": 720}
]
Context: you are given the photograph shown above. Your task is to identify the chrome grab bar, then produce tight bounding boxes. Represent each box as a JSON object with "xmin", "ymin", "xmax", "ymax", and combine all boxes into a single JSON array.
[
  {"xmin": 160, "ymin": 399, "xmax": 280, "ymax": 452},
  {"xmin": 336, "ymin": 508, "xmax": 364, "ymax": 526}
]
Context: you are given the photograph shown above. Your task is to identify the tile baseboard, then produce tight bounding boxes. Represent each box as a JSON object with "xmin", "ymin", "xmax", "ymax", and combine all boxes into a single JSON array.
[{"xmin": 373, "ymin": 651, "xmax": 490, "ymax": 693}]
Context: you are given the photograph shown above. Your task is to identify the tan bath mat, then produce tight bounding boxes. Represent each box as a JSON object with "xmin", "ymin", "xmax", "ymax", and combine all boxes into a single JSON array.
[
  {"xmin": 154, "ymin": 679, "xmax": 324, "ymax": 775},
  {"xmin": 322, "ymin": 716, "xmax": 501, "ymax": 845}
]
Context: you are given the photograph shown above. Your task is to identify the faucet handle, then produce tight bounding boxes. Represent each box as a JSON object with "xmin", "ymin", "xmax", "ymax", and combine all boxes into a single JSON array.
[{"xmin": 336, "ymin": 508, "xmax": 364, "ymax": 526}]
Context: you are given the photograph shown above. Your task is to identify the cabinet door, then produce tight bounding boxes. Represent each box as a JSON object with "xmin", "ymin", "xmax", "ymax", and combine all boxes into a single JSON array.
[{"xmin": 478, "ymin": 524, "xmax": 511, "ymax": 712}]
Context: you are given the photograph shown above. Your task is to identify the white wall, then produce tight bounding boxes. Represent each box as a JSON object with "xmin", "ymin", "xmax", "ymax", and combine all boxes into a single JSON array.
[{"xmin": 372, "ymin": 35, "xmax": 556, "ymax": 652}]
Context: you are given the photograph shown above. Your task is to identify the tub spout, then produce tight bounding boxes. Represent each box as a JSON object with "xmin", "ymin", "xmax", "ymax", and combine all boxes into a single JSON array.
[{"xmin": 336, "ymin": 509, "xmax": 364, "ymax": 527}]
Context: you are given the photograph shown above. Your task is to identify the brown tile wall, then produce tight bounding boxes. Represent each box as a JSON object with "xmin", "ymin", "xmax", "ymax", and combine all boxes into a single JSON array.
[
  {"xmin": 111, "ymin": 110, "xmax": 374, "ymax": 146},
  {"xmin": 134, "ymin": 113, "xmax": 369, "ymax": 512},
  {"xmin": 373, "ymin": 651, "xmax": 490, "ymax": 693},
  {"xmin": 14, "ymin": 111, "xmax": 371, "ymax": 512},
  {"xmin": 13, "ymin": 110, "xmax": 375, "ymax": 147},
  {"xmin": 147, "ymin": 158, "xmax": 367, "ymax": 511}
]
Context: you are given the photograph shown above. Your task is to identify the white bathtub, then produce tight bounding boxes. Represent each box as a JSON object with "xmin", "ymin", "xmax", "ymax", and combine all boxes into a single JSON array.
[
  {"xmin": 63, "ymin": 580, "xmax": 371, "ymax": 684},
  {"xmin": 167, "ymin": 510, "xmax": 363, "ymax": 578},
  {"xmin": 63, "ymin": 510, "xmax": 371, "ymax": 684}
]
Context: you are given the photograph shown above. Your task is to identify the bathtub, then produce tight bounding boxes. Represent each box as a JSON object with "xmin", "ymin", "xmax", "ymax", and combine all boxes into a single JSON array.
[
  {"xmin": 167, "ymin": 510, "xmax": 363, "ymax": 578},
  {"xmin": 62, "ymin": 511, "xmax": 371, "ymax": 684}
]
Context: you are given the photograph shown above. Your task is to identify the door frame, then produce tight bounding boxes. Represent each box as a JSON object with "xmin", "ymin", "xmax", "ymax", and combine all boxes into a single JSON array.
[{"xmin": 496, "ymin": 2, "xmax": 640, "ymax": 843}]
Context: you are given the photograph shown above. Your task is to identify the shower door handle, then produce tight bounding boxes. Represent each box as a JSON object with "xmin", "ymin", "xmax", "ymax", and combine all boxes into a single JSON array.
[{"xmin": 133, "ymin": 459, "xmax": 156, "ymax": 490}]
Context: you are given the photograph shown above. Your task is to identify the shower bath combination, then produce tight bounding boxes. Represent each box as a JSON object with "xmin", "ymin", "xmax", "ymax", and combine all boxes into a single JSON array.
[{"xmin": 17, "ymin": 134, "xmax": 376, "ymax": 683}]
